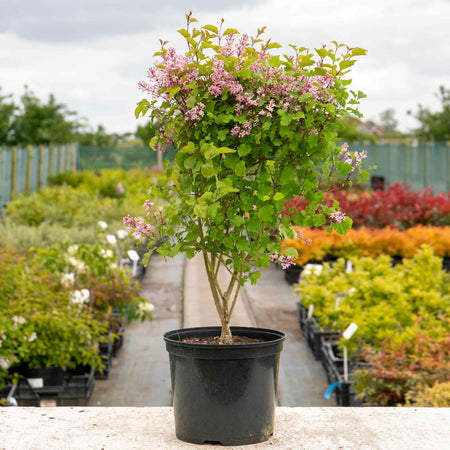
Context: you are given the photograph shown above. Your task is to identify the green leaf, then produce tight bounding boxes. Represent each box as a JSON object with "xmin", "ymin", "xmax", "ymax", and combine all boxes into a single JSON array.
[
  {"xmin": 284, "ymin": 247, "xmax": 298, "ymax": 259},
  {"xmin": 280, "ymin": 166, "xmax": 295, "ymax": 184},
  {"xmin": 231, "ymin": 215, "xmax": 244, "ymax": 227},
  {"xmin": 246, "ymin": 218, "xmax": 260, "ymax": 233},
  {"xmin": 269, "ymin": 55, "xmax": 281, "ymax": 67},
  {"xmin": 201, "ymin": 163, "xmax": 215, "ymax": 178},
  {"xmin": 217, "ymin": 130, "xmax": 228, "ymax": 142},
  {"xmin": 223, "ymin": 28, "xmax": 240, "ymax": 36},
  {"xmin": 280, "ymin": 115, "xmax": 291, "ymax": 127},
  {"xmin": 352, "ymin": 47, "xmax": 367, "ymax": 56},
  {"xmin": 273, "ymin": 192, "xmax": 285, "ymax": 201},
  {"xmin": 235, "ymin": 160, "xmax": 246, "ymax": 177},
  {"xmin": 258, "ymin": 204, "xmax": 274, "ymax": 223},
  {"xmin": 267, "ymin": 42, "xmax": 282, "ymax": 49},
  {"xmin": 194, "ymin": 204, "xmax": 207, "ymax": 218},
  {"xmin": 255, "ymin": 253, "xmax": 270, "ymax": 269},
  {"xmin": 177, "ymin": 29, "xmax": 190, "ymax": 39},
  {"xmin": 313, "ymin": 214, "xmax": 326, "ymax": 227},
  {"xmin": 249, "ymin": 271, "xmax": 261, "ymax": 284},
  {"xmin": 339, "ymin": 60, "xmax": 355, "ymax": 70},
  {"xmin": 184, "ymin": 155, "xmax": 197, "ymax": 170},
  {"xmin": 238, "ymin": 143, "xmax": 251, "ymax": 157},
  {"xmin": 236, "ymin": 237, "xmax": 250, "ymax": 252},
  {"xmin": 202, "ymin": 24, "xmax": 218, "ymax": 34}
]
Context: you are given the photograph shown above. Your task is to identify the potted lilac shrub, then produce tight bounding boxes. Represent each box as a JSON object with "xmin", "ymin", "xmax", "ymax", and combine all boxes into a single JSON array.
[{"xmin": 125, "ymin": 12, "xmax": 368, "ymax": 445}]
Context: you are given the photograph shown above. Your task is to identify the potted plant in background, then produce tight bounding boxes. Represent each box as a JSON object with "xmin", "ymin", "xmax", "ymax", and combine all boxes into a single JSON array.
[{"xmin": 126, "ymin": 12, "xmax": 368, "ymax": 445}]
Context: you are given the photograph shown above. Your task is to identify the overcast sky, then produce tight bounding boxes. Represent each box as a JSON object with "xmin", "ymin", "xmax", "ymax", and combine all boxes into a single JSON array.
[{"xmin": 1, "ymin": 0, "xmax": 449, "ymax": 134}]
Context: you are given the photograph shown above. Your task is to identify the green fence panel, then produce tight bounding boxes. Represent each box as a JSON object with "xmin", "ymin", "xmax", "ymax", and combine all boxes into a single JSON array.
[
  {"xmin": 1, "ymin": 147, "xmax": 12, "ymax": 209},
  {"xmin": 78, "ymin": 145, "xmax": 176, "ymax": 171},
  {"xmin": 355, "ymin": 141, "xmax": 450, "ymax": 194}
]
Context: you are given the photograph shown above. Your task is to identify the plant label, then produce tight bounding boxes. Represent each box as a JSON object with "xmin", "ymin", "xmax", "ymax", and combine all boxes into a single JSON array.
[
  {"xmin": 127, "ymin": 250, "xmax": 140, "ymax": 262},
  {"xmin": 346, "ymin": 260, "xmax": 353, "ymax": 273},
  {"xmin": 28, "ymin": 378, "xmax": 44, "ymax": 389},
  {"xmin": 307, "ymin": 304, "xmax": 314, "ymax": 319},
  {"xmin": 343, "ymin": 322, "xmax": 358, "ymax": 339}
]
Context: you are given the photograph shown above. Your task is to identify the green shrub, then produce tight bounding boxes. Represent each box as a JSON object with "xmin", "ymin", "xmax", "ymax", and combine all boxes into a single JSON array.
[{"xmin": 413, "ymin": 381, "xmax": 450, "ymax": 407}]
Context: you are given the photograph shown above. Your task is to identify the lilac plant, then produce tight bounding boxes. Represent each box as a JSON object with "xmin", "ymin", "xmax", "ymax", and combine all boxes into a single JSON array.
[{"xmin": 127, "ymin": 13, "xmax": 368, "ymax": 343}]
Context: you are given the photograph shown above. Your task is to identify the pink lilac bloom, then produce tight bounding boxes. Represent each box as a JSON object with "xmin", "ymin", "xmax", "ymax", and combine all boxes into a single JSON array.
[
  {"xmin": 330, "ymin": 211, "xmax": 346, "ymax": 223},
  {"xmin": 279, "ymin": 255, "xmax": 296, "ymax": 269},
  {"xmin": 270, "ymin": 252, "xmax": 279, "ymax": 263},
  {"xmin": 116, "ymin": 182, "xmax": 125, "ymax": 196},
  {"xmin": 304, "ymin": 238, "xmax": 312, "ymax": 245},
  {"xmin": 144, "ymin": 200, "xmax": 155, "ymax": 212},
  {"xmin": 123, "ymin": 215, "xmax": 155, "ymax": 240}
]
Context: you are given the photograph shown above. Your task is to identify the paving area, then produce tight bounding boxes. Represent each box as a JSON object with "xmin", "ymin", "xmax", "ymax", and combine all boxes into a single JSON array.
[{"xmin": 89, "ymin": 252, "xmax": 336, "ymax": 407}]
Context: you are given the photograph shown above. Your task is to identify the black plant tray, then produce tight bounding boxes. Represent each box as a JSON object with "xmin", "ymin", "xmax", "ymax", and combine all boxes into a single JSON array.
[
  {"xmin": 320, "ymin": 339, "xmax": 364, "ymax": 407},
  {"xmin": 95, "ymin": 336, "xmax": 113, "ymax": 379},
  {"xmin": 12, "ymin": 365, "xmax": 95, "ymax": 407},
  {"xmin": 306, "ymin": 318, "xmax": 340, "ymax": 360},
  {"xmin": 112, "ymin": 320, "xmax": 125, "ymax": 357}
]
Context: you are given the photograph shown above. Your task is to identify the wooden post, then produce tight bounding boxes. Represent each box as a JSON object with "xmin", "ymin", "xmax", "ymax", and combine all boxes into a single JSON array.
[
  {"xmin": 11, "ymin": 146, "xmax": 17, "ymax": 199},
  {"xmin": 26, "ymin": 145, "xmax": 33, "ymax": 194},
  {"xmin": 57, "ymin": 144, "xmax": 62, "ymax": 173},
  {"xmin": 38, "ymin": 145, "xmax": 44, "ymax": 190},
  {"xmin": 48, "ymin": 143, "xmax": 54, "ymax": 176},
  {"xmin": 65, "ymin": 144, "xmax": 70, "ymax": 172},
  {"xmin": 72, "ymin": 143, "xmax": 77, "ymax": 172},
  {"xmin": 446, "ymin": 146, "xmax": 450, "ymax": 192},
  {"xmin": 424, "ymin": 145, "xmax": 430, "ymax": 188},
  {"xmin": 0, "ymin": 146, "xmax": 2, "ymax": 204}
]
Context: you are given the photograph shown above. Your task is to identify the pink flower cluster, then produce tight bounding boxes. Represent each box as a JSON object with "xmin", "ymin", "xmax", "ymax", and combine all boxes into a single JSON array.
[
  {"xmin": 330, "ymin": 211, "xmax": 346, "ymax": 223},
  {"xmin": 123, "ymin": 215, "xmax": 155, "ymax": 241},
  {"xmin": 139, "ymin": 34, "xmax": 338, "ymax": 146},
  {"xmin": 270, "ymin": 252, "xmax": 296, "ymax": 269},
  {"xmin": 340, "ymin": 143, "xmax": 368, "ymax": 172}
]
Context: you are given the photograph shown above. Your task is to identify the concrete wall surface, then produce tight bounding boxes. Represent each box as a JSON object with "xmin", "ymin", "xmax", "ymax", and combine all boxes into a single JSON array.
[{"xmin": 0, "ymin": 407, "xmax": 449, "ymax": 449}]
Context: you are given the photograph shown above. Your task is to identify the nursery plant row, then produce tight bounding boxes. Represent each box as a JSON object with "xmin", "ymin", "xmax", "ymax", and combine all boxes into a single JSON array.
[
  {"xmin": 0, "ymin": 236, "xmax": 152, "ymax": 407},
  {"xmin": 294, "ymin": 247, "xmax": 450, "ymax": 407},
  {"xmin": 286, "ymin": 182, "xmax": 450, "ymax": 229}
]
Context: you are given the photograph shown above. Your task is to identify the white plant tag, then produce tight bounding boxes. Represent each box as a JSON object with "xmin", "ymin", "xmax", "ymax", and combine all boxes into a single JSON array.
[
  {"xmin": 335, "ymin": 294, "xmax": 344, "ymax": 309},
  {"xmin": 343, "ymin": 322, "xmax": 358, "ymax": 340},
  {"xmin": 28, "ymin": 378, "xmax": 44, "ymax": 389},
  {"xmin": 346, "ymin": 260, "xmax": 353, "ymax": 273},
  {"xmin": 307, "ymin": 304, "xmax": 314, "ymax": 319},
  {"xmin": 127, "ymin": 250, "xmax": 140, "ymax": 262},
  {"xmin": 40, "ymin": 399, "xmax": 57, "ymax": 407}
]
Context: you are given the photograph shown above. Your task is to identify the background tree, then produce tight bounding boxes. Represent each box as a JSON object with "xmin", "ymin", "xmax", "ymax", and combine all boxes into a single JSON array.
[
  {"xmin": 136, "ymin": 121, "xmax": 160, "ymax": 147},
  {"xmin": 0, "ymin": 87, "xmax": 18, "ymax": 144},
  {"xmin": 12, "ymin": 86, "xmax": 79, "ymax": 145},
  {"xmin": 76, "ymin": 124, "xmax": 115, "ymax": 146},
  {"xmin": 379, "ymin": 108, "xmax": 398, "ymax": 133},
  {"xmin": 336, "ymin": 116, "xmax": 377, "ymax": 143},
  {"xmin": 409, "ymin": 86, "xmax": 450, "ymax": 142}
]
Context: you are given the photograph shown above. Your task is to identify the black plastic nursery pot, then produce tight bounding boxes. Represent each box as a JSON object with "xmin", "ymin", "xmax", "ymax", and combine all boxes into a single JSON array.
[{"xmin": 164, "ymin": 326, "xmax": 286, "ymax": 446}]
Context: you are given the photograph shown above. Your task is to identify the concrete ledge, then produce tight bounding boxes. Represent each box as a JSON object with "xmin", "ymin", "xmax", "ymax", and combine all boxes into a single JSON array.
[{"xmin": 0, "ymin": 407, "xmax": 449, "ymax": 449}]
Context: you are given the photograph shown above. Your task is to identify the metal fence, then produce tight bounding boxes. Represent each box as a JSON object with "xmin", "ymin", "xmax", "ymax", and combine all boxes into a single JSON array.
[
  {"xmin": 353, "ymin": 141, "xmax": 450, "ymax": 193},
  {"xmin": 2, "ymin": 141, "xmax": 450, "ymax": 209},
  {"xmin": 78, "ymin": 145, "xmax": 176, "ymax": 171},
  {"xmin": 0, "ymin": 144, "xmax": 78, "ymax": 208}
]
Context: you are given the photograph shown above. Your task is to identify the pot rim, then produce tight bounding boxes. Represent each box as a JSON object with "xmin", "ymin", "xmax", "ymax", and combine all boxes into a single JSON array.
[{"xmin": 163, "ymin": 325, "xmax": 286, "ymax": 350}]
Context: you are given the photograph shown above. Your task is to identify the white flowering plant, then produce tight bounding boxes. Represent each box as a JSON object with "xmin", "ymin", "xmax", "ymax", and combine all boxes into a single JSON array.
[
  {"xmin": 0, "ymin": 247, "xmax": 107, "ymax": 386},
  {"xmin": 126, "ymin": 13, "xmax": 368, "ymax": 343}
]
